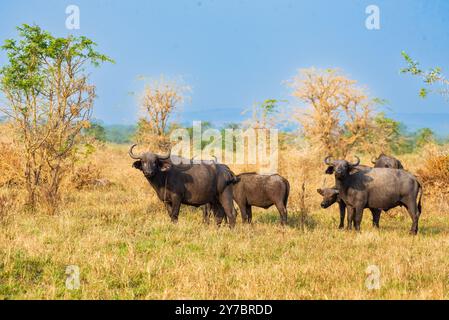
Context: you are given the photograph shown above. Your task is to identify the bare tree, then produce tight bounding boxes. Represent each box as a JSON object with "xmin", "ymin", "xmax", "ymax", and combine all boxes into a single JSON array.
[
  {"xmin": 135, "ymin": 76, "xmax": 190, "ymax": 152},
  {"xmin": 289, "ymin": 68, "xmax": 376, "ymax": 157}
]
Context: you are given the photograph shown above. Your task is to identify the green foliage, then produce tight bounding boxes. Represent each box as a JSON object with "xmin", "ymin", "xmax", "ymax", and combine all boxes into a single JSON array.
[
  {"xmin": 400, "ymin": 51, "xmax": 448, "ymax": 100},
  {"xmin": 400, "ymin": 51, "xmax": 423, "ymax": 76},
  {"xmin": 84, "ymin": 121, "xmax": 107, "ymax": 142},
  {"xmin": 104, "ymin": 125, "xmax": 136, "ymax": 144},
  {"xmin": 415, "ymin": 128, "xmax": 435, "ymax": 148},
  {"xmin": 0, "ymin": 24, "xmax": 113, "ymax": 210},
  {"xmin": 0, "ymin": 24, "xmax": 113, "ymax": 93},
  {"xmin": 260, "ymin": 99, "xmax": 280, "ymax": 115}
]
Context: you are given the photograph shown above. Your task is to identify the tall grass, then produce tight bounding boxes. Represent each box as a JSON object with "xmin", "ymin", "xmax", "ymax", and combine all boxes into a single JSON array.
[{"xmin": 0, "ymin": 143, "xmax": 448, "ymax": 299}]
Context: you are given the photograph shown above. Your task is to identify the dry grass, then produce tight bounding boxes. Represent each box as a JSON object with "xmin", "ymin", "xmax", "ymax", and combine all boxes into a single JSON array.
[
  {"xmin": 0, "ymin": 124, "xmax": 22, "ymax": 188},
  {"xmin": 0, "ymin": 144, "xmax": 448, "ymax": 299},
  {"xmin": 416, "ymin": 144, "xmax": 449, "ymax": 194}
]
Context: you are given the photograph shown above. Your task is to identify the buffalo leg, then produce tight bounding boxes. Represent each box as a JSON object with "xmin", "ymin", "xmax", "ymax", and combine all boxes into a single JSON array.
[
  {"xmin": 403, "ymin": 197, "xmax": 419, "ymax": 235},
  {"xmin": 354, "ymin": 207, "xmax": 364, "ymax": 231},
  {"xmin": 370, "ymin": 208, "xmax": 381, "ymax": 228},
  {"xmin": 214, "ymin": 203, "xmax": 226, "ymax": 227},
  {"xmin": 202, "ymin": 205, "xmax": 211, "ymax": 224},
  {"xmin": 246, "ymin": 205, "xmax": 252, "ymax": 223},
  {"xmin": 346, "ymin": 207, "xmax": 355, "ymax": 230},
  {"xmin": 169, "ymin": 197, "xmax": 181, "ymax": 223},
  {"xmin": 338, "ymin": 200, "xmax": 346, "ymax": 229},
  {"xmin": 219, "ymin": 187, "xmax": 236, "ymax": 228},
  {"xmin": 165, "ymin": 202, "xmax": 172, "ymax": 216},
  {"xmin": 216, "ymin": 204, "xmax": 228, "ymax": 224},
  {"xmin": 274, "ymin": 201, "xmax": 288, "ymax": 226},
  {"xmin": 237, "ymin": 201, "xmax": 249, "ymax": 223}
]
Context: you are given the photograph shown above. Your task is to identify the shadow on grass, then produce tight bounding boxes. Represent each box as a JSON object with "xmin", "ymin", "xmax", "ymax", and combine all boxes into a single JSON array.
[
  {"xmin": 255, "ymin": 210, "xmax": 317, "ymax": 230},
  {"xmin": 417, "ymin": 225, "xmax": 447, "ymax": 236},
  {"xmin": 365, "ymin": 217, "xmax": 447, "ymax": 236}
]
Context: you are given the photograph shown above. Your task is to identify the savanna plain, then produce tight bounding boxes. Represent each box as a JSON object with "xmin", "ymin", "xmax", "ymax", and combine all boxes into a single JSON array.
[{"xmin": 1, "ymin": 143, "xmax": 448, "ymax": 300}]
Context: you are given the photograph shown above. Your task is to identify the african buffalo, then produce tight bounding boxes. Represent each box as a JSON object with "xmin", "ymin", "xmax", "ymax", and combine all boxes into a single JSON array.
[
  {"xmin": 235, "ymin": 173, "xmax": 290, "ymax": 225},
  {"xmin": 318, "ymin": 162, "xmax": 399, "ymax": 229},
  {"xmin": 129, "ymin": 144, "xmax": 238, "ymax": 227},
  {"xmin": 317, "ymin": 187, "xmax": 381, "ymax": 229},
  {"xmin": 324, "ymin": 156, "xmax": 423, "ymax": 234},
  {"xmin": 371, "ymin": 153, "xmax": 404, "ymax": 169},
  {"xmin": 203, "ymin": 172, "xmax": 290, "ymax": 225}
]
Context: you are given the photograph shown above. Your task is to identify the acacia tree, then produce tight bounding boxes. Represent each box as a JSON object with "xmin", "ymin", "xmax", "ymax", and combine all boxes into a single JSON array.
[
  {"xmin": 135, "ymin": 76, "xmax": 190, "ymax": 152},
  {"xmin": 0, "ymin": 24, "xmax": 112, "ymax": 211},
  {"xmin": 401, "ymin": 51, "xmax": 449, "ymax": 100},
  {"xmin": 289, "ymin": 68, "xmax": 377, "ymax": 157}
]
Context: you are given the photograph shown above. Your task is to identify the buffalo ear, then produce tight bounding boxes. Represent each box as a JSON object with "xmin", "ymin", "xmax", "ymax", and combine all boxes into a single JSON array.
[
  {"xmin": 317, "ymin": 188, "xmax": 324, "ymax": 196},
  {"xmin": 132, "ymin": 161, "xmax": 142, "ymax": 170},
  {"xmin": 159, "ymin": 160, "xmax": 172, "ymax": 172},
  {"xmin": 325, "ymin": 166, "xmax": 334, "ymax": 174}
]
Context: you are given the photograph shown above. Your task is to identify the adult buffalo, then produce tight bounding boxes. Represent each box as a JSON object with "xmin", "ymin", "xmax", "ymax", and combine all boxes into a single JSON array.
[
  {"xmin": 205, "ymin": 173, "xmax": 290, "ymax": 225},
  {"xmin": 318, "ymin": 162, "xmax": 396, "ymax": 229},
  {"xmin": 324, "ymin": 156, "xmax": 423, "ymax": 234},
  {"xmin": 129, "ymin": 144, "xmax": 238, "ymax": 227},
  {"xmin": 371, "ymin": 153, "xmax": 404, "ymax": 169}
]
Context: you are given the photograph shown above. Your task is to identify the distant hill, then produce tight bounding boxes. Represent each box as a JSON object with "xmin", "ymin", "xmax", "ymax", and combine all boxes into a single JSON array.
[{"xmin": 104, "ymin": 125, "xmax": 136, "ymax": 144}]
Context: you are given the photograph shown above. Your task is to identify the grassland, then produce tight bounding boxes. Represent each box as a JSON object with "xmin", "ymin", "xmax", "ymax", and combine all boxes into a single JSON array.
[{"xmin": 0, "ymin": 144, "xmax": 448, "ymax": 299}]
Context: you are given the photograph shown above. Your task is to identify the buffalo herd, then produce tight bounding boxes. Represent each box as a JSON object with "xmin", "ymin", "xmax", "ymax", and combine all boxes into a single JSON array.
[{"xmin": 130, "ymin": 145, "xmax": 423, "ymax": 234}]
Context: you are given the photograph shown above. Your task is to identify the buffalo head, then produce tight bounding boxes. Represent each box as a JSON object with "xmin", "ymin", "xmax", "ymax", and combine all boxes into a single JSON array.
[
  {"xmin": 371, "ymin": 153, "xmax": 403, "ymax": 169},
  {"xmin": 324, "ymin": 156, "xmax": 360, "ymax": 179},
  {"xmin": 129, "ymin": 144, "xmax": 172, "ymax": 177},
  {"xmin": 317, "ymin": 188, "xmax": 340, "ymax": 208}
]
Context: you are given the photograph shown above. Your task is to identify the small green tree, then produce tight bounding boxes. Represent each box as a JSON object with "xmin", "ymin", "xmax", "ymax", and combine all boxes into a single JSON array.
[
  {"xmin": 415, "ymin": 128, "xmax": 435, "ymax": 148},
  {"xmin": 244, "ymin": 99, "xmax": 285, "ymax": 129},
  {"xmin": 0, "ymin": 24, "xmax": 112, "ymax": 211},
  {"xmin": 84, "ymin": 121, "xmax": 107, "ymax": 142}
]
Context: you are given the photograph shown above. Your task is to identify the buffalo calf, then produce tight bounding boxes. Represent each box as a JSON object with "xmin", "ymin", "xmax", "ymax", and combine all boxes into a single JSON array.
[
  {"xmin": 317, "ymin": 188, "xmax": 381, "ymax": 229},
  {"xmin": 233, "ymin": 173, "xmax": 290, "ymax": 225}
]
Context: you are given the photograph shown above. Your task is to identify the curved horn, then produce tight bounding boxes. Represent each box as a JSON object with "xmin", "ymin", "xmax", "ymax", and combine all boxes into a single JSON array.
[
  {"xmin": 324, "ymin": 156, "xmax": 333, "ymax": 165},
  {"xmin": 349, "ymin": 156, "xmax": 360, "ymax": 167},
  {"xmin": 212, "ymin": 155, "xmax": 218, "ymax": 163},
  {"xmin": 371, "ymin": 156, "xmax": 378, "ymax": 164},
  {"xmin": 128, "ymin": 144, "xmax": 142, "ymax": 160}
]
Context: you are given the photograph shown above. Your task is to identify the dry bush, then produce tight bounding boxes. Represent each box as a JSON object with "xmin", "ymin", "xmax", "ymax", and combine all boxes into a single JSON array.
[
  {"xmin": 0, "ymin": 123, "xmax": 22, "ymax": 187},
  {"xmin": 65, "ymin": 141, "xmax": 112, "ymax": 190},
  {"xmin": 0, "ymin": 188, "xmax": 19, "ymax": 218},
  {"xmin": 288, "ymin": 68, "xmax": 391, "ymax": 158},
  {"xmin": 135, "ymin": 76, "xmax": 190, "ymax": 153},
  {"xmin": 0, "ymin": 141, "xmax": 23, "ymax": 187},
  {"xmin": 70, "ymin": 163, "xmax": 103, "ymax": 190},
  {"xmin": 417, "ymin": 144, "xmax": 449, "ymax": 193}
]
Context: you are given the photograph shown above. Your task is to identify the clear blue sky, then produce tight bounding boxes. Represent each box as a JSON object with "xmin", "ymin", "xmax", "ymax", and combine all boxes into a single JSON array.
[{"xmin": 1, "ymin": 0, "xmax": 448, "ymax": 134}]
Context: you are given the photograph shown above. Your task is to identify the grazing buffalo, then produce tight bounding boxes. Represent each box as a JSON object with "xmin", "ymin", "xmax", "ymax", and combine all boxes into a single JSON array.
[
  {"xmin": 317, "ymin": 187, "xmax": 381, "ymax": 229},
  {"xmin": 372, "ymin": 153, "xmax": 404, "ymax": 169},
  {"xmin": 324, "ymin": 156, "xmax": 423, "ymax": 234},
  {"xmin": 203, "ymin": 172, "xmax": 290, "ymax": 225},
  {"xmin": 129, "ymin": 144, "xmax": 238, "ymax": 227}
]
